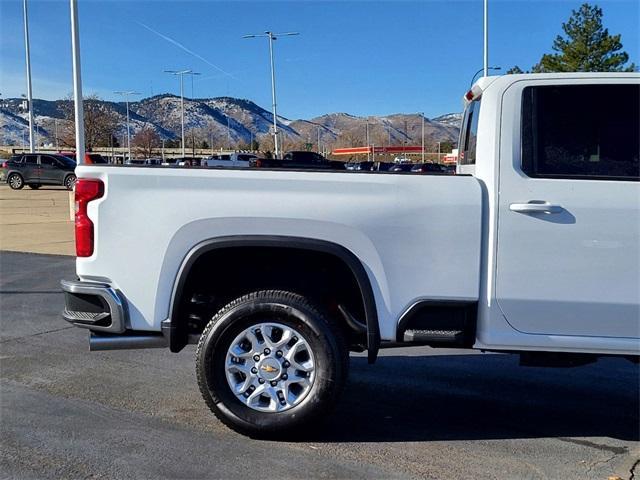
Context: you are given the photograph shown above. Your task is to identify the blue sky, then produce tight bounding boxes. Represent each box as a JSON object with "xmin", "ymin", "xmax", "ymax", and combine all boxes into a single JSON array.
[{"xmin": 1, "ymin": 0, "xmax": 638, "ymax": 119}]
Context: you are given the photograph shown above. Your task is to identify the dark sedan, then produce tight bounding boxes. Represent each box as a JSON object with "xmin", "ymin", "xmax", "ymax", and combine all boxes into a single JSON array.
[
  {"xmin": 388, "ymin": 163, "xmax": 414, "ymax": 172},
  {"xmin": 410, "ymin": 163, "xmax": 450, "ymax": 174},
  {"xmin": 2, "ymin": 153, "xmax": 77, "ymax": 190}
]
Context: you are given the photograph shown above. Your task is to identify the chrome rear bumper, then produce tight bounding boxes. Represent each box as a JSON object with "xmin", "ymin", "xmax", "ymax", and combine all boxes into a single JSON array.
[
  {"xmin": 61, "ymin": 279, "xmax": 168, "ymax": 351},
  {"xmin": 61, "ymin": 279, "xmax": 126, "ymax": 333}
]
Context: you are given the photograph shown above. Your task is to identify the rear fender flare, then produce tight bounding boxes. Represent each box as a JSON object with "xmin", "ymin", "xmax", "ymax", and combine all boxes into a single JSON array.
[{"xmin": 166, "ymin": 235, "xmax": 380, "ymax": 362}]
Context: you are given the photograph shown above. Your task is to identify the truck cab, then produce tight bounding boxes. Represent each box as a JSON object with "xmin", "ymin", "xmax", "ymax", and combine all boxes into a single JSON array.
[{"xmin": 459, "ymin": 74, "xmax": 639, "ymax": 354}]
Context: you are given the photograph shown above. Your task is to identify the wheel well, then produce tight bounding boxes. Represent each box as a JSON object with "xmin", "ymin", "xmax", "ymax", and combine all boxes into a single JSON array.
[{"xmin": 169, "ymin": 240, "xmax": 378, "ymax": 358}]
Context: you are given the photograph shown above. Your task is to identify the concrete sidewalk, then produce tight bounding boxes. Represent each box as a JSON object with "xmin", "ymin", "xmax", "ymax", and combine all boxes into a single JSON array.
[{"xmin": 0, "ymin": 185, "xmax": 74, "ymax": 256}]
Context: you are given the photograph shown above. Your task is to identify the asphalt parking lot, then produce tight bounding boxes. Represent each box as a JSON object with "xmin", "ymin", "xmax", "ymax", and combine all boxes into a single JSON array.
[{"xmin": 1, "ymin": 251, "xmax": 638, "ymax": 479}]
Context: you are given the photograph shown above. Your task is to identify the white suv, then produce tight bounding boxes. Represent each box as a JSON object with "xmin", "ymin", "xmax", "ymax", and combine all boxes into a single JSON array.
[{"xmin": 204, "ymin": 153, "xmax": 257, "ymax": 168}]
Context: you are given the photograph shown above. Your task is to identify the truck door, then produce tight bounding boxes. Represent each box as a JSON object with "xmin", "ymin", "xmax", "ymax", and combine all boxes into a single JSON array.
[{"xmin": 496, "ymin": 81, "xmax": 639, "ymax": 338}]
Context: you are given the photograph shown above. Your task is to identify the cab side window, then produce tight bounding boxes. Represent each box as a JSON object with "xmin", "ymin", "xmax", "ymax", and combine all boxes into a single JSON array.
[
  {"xmin": 24, "ymin": 155, "xmax": 38, "ymax": 165},
  {"xmin": 521, "ymin": 84, "xmax": 639, "ymax": 180}
]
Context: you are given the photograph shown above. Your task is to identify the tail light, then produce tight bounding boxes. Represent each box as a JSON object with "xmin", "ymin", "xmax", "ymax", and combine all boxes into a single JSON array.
[
  {"xmin": 75, "ymin": 179, "xmax": 104, "ymax": 257},
  {"xmin": 1, "ymin": 162, "xmax": 7, "ymax": 168}
]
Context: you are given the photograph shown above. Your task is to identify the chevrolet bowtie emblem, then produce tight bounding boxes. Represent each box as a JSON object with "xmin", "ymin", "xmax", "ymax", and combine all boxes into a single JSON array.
[{"xmin": 261, "ymin": 364, "xmax": 278, "ymax": 373}]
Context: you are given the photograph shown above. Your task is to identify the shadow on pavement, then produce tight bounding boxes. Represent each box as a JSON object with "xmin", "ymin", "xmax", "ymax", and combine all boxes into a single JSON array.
[{"xmin": 294, "ymin": 353, "xmax": 639, "ymax": 444}]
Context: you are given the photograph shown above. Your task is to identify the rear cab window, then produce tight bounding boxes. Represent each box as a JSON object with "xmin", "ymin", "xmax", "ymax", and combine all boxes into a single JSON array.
[
  {"xmin": 521, "ymin": 84, "xmax": 639, "ymax": 180},
  {"xmin": 459, "ymin": 99, "xmax": 481, "ymax": 167}
]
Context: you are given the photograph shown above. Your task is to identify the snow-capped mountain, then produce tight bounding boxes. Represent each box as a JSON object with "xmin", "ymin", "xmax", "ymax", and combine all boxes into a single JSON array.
[
  {"xmin": 431, "ymin": 112, "xmax": 463, "ymax": 129},
  {"xmin": 0, "ymin": 95, "xmax": 461, "ymax": 148}
]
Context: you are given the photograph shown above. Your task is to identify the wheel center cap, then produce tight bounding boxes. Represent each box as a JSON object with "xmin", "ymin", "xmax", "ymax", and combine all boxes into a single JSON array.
[{"xmin": 258, "ymin": 358, "xmax": 281, "ymax": 380}]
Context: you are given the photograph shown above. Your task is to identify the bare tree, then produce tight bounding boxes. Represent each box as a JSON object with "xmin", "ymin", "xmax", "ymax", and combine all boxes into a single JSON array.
[
  {"xmin": 336, "ymin": 130, "xmax": 363, "ymax": 148},
  {"xmin": 58, "ymin": 94, "xmax": 120, "ymax": 150},
  {"xmin": 132, "ymin": 126, "xmax": 161, "ymax": 158}
]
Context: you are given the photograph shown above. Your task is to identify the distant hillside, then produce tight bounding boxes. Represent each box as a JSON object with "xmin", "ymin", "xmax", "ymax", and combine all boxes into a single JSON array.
[
  {"xmin": 0, "ymin": 95, "xmax": 461, "ymax": 149},
  {"xmin": 431, "ymin": 112, "xmax": 463, "ymax": 128}
]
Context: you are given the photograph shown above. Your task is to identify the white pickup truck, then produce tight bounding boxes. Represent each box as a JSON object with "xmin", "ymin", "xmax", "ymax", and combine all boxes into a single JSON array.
[{"xmin": 62, "ymin": 73, "xmax": 639, "ymax": 436}]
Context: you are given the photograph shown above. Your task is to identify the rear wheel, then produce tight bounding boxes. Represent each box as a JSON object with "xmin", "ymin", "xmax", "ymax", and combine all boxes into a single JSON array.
[
  {"xmin": 8, "ymin": 173, "xmax": 24, "ymax": 190},
  {"xmin": 64, "ymin": 174, "xmax": 76, "ymax": 191},
  {"xmin": 195, "ymin": 290, "xmax": 349, "ymax": 437}
]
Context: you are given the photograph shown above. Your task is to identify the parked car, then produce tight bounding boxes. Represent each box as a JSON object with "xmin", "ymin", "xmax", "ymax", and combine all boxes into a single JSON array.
[
  {"xmin": 388, "ymin": 163, "xmax": 414, "ymax": 172},
  {"xmin": 410, "ymin": 163, "xmax": 449, "ymax": 174},
  {"xmin": 345, "ymin": 161, "xmax": 376, "ymax": 171},
  {"xmin": 393, "ymin": 156, "xmax": 412, "ymax": 164},
  {"xmin": 205, "ymin": 153, "xmax": 257, "ymax": 168},
  {"xmin": 61, "ymin": 152, "xmax": 108, "ymax": 165},
  {"xmin": 62, "ymin": 73, "xmax": 639, "ymax": 437},
  {"xmin": 162, "ymin": 157, "xmax": 201, "ymax": 167},
  {"xmin": 254, "ymin": 151, "xmax": 345, "ymax": 170},
  {"xmin": 442, "ymin": 164, "xmax": 456, "ymax": 175},
  {"xmin": 127, "ymin": 158, "xmax": 163, "ymax": 166},
  {"xmin": 376, "ymin": 161, "xmax": 394, "ymax": 171},
  {"xmin": 2, "ymin": 153, "xmax": 76, "ymax": 190}
]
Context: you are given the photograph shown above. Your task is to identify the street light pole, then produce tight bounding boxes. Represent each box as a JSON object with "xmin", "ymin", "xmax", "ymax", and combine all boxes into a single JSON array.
[
  {"xmin": 483, "ymin": 0, "xmax": 489, "ymax": 77},
  {"xmin": 420, "ymin": 113, "xmax": 425, "ymax": 162},
  {"xmin": 23, "ymin": 0, "xmax": 35, "ymax": 153},
  {"xmin": 365, "ymin": 121, "xmax": 370, "ymax": 161},
  {"xmin": 165, "ymin": 70, "xmax": 200, "ymax": 158},
  {"xmin": 243, "ymin": 31, "xmax": 299, "ymax": 159},
  {"xmin": 267, "ymin": 33, "xmax": 278, "ymax": 157},
  {"xmin": 226, "ymin": 107, "xmax": 231, "ymax": 149},
  {"xmin": 180, "ymin": 74, "xmax": 184, "ymax": 156},
  {"xmin": 114, "ymin": 91, "xmax": 139, "ymax": 161},
  {"xmin": 70, "ymin": 0, "xmax": 85, "ymax": 165}
]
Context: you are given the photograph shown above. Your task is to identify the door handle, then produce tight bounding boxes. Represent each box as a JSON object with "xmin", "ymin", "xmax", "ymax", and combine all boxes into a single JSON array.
[{"xmin": 509, "ymin": 202, "xmax": 562, "ymax": 214}]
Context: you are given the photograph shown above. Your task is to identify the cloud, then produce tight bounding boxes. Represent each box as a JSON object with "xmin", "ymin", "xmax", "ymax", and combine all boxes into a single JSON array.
[{"xmin": 136, "ymin": 22, "xmax": 236, "ymax": 80}]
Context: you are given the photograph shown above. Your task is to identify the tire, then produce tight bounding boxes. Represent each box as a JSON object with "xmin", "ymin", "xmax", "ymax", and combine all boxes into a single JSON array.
[
  {"xmin": 8, "ymin": 173, "xmax": 24, "ymax": 190},
  {"xmin": 64, "ymin": 174, "xmax": 77, "ymax": 191},
  {"xmin": 195, "ymin": 290, "xmax": 349, "ymax": 437},
  {"xmin": 28, "ymin": 184, "xmax": 41, "ymax": 190}
]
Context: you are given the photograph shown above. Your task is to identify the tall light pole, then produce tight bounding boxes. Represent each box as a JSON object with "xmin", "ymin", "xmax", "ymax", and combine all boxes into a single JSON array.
[
  {"xmin": 165, "ymin": 69, "xmax": 200, "ymax": 157},
  {"xmin": 114, "ymin": 91, "xmax": 139, "ymax": 161},
  {"xmin": 70, "ymin": 0, "xmax": 85, "ymax": 165},
  {"xmin": 483, "ymin": 0, "xmax": 489, "ymax": 77},
  {"xmin": 225, "ymin": 106, "xmax": 231, "ymax": 149},
  {"xmin": 420, "ymin": 113, "xmax": 425, "ymax": 162},
  {"xmin": 243, "ymin": 31, "xmax": 299, "ymax": 159},
  {"xmin": 365, "ymin": 120, "xmax": 370, "ymax": 161},
  {"xmin": 23, "ymin": 0, "xmax": 35, "ymax": 153}
]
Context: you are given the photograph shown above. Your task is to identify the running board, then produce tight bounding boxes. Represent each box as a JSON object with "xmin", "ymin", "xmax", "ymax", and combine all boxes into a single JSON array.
[
  {"xmin": 403, "ymin": 329, "xmax": 464, "ymax": 343},
  {"xmin": 89, "ymin": 332, "xmax": 167, "ymax": 351}
]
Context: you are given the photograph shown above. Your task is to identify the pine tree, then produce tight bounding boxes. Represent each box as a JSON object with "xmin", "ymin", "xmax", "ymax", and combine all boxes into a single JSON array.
[{"xmin": 534, "ymin": 3, "xmax": 635, "ymax": 72}]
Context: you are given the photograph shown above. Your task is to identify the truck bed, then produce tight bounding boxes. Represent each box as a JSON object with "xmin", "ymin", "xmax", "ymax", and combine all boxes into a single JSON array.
[{"xmin": 76, "ymin": 165, "xmax": 483, "ymax": 341}]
